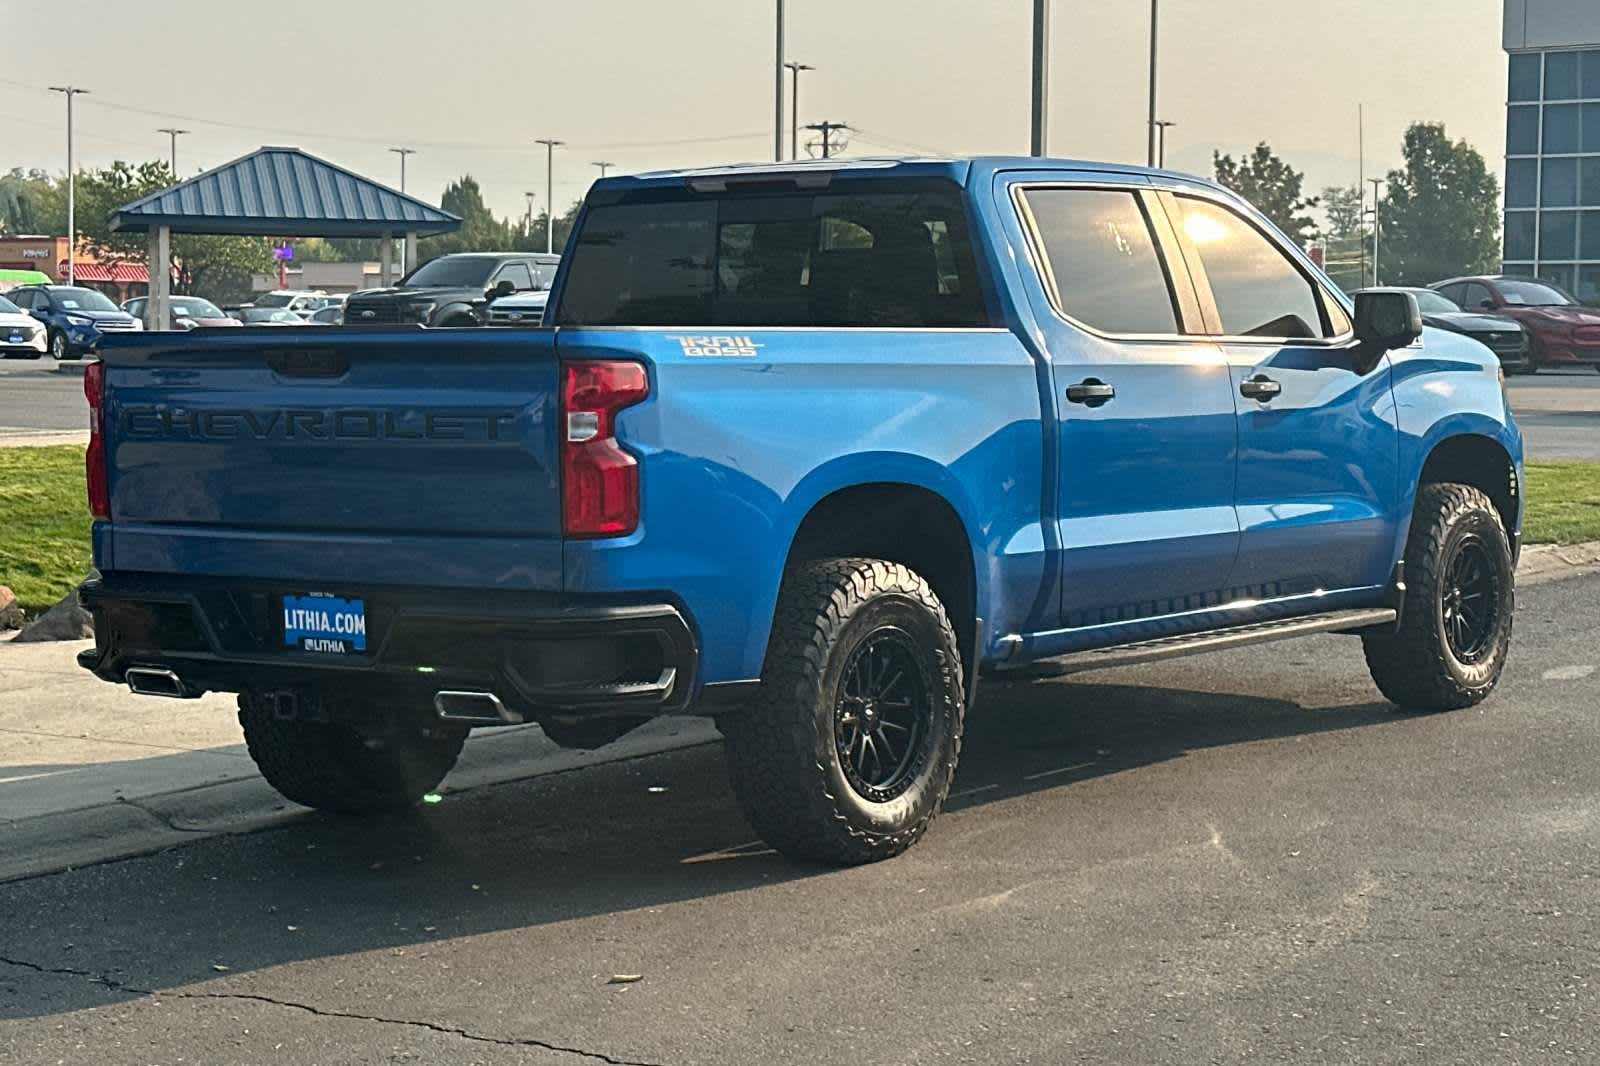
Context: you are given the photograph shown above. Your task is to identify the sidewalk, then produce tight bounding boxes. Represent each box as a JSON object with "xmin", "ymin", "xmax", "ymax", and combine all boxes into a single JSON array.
[
  {"xmin": 0, "ymin": 430, "xmax": 88, "ymax": 448},
  {"xmin": 4, "ymin": 542, "xmax": 1596, "ymax": 883}
]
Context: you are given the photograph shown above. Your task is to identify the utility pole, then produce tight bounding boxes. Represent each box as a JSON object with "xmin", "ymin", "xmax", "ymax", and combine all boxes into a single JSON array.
[
  {"xmin": 1147, "ymin": 0, "xmax": 1159, "ymax": 167},
  {"xmin": 784, "ymin": 61, "xmax": 814, "ymax": 161},
  {"xmin": 388, "ymin": 147, "xmax": 416, "ymax": 192},
  {"xmin": 535, "ymin": 139, "xmax": 564, "ymax": 254},
  {"xmin": 157, "ymin": 127, "xmax": 189, "ymax": 175},
  {"xmin": 1368, "ymin": 177, "xmax": 1384, "ymax": 286},
  {"xmin": 1030, "ymin": 0, "xmax": 1050, "ymax": 156},
  {"xmin": 591, "ymin": 161, "xmax": 614, "ymax": 179},
  {"xmin": 775, "ymin": 0, "xmax": 786, "ymax": 161},
  {"xmin": 805, "ymin": 121, "xmax": 849, "ymax": 159},
  {"xmin": 49, "ymin": 86, "xmax": 88, "ymax": 286},
  {"xmin": 1154, "ymin": 120, "xmax": 1176, "ymax": 168},
  {"xmin": 1358, "ymin": 103, "xmax": 1366, "ymax": 288}
]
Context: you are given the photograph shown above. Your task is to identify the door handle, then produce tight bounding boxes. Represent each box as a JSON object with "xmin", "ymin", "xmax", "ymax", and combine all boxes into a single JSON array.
[
  {"xmin": 1239, "ymin": 374, "xmax": 1282, "ymax": 402},
  {"xmin": 1066, "ymin": 379, "xmax": 1116, "ymax": 406}
]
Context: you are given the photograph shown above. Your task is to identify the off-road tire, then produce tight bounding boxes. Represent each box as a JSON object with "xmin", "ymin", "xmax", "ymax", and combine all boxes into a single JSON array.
[
  {"xmin": 721, "ymin": 558, "xmax": 965, "ymax": 865},
  {"xmin": 238, "ymin": 694, "xmax": 466, "ymax": 814},
  {"xmin": 1363, "ymin": 483, "xmax": 1514, "ymax": 711}
]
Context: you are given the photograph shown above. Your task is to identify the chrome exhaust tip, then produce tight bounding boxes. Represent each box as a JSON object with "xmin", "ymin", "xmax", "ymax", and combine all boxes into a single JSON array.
[
  {"xmin": 124, "ymin": 667, "xmax": 197, "ymax": 699},
  {"xmin": 433, "ymin": 690, "xmax": 522, "ymax": 726}
]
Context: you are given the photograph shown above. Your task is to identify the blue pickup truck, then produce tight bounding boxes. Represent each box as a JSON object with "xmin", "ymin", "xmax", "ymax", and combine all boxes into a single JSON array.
[{"xmin": 77, "ymin": 157, "xmax": 1522, "ymax": 864}]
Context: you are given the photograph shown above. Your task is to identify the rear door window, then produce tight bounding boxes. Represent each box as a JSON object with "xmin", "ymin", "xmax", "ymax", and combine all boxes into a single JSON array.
[
  {"xmin": 555, "ymin": 182, "xmax": 989, "ymax": 327},
  {"xmin": 1018, "ymin": 188, "xmax": 1180, "ymax": 335},
  {"xmin": 496, "ymin": 263, "xmax": 535, "ymax": 291}
]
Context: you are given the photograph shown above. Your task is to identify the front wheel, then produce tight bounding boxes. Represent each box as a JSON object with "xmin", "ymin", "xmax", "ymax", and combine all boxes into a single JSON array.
[
  {"xmin": 238, "ymin": 695, "xmax": 465, "ymax": 813},
  {"xmin": 1363, "ymin": 483, "xmax": 1514, "ymax": 711},
  {"xmin": 721, "ymin": 558, "xmax": 965, "ymax": 865}
]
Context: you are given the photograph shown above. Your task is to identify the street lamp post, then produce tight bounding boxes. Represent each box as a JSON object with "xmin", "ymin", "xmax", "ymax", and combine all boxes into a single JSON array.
[
  {"xmin": 157, "ymin": 127, "xmax": 189, "ymax": 175},
  {"xmin": 388, "ymin": 147, "xmax": 416, "ymax": 192},
  {"xmin": 536, "ymin": 139, "xmax": 564, "ymax": 254},
  {"xmin": 1368, "ymin": 177, "xmax": 1384, "ymax": 286},
  {"xmin": 1030, "ymin": 0, "xmax": 1049, "ymax": 156},
  {"xmin": 592, "ymin": 161, "xmax": 614, "ymax": 179},
  {"xmin": 49, "ymin": 86, "xmax": 88, "ymax": 286},
  {"xmin": 1147, "ymin": 0, "xmax": 1159, "ymax": 167},
  {"xmin": 775, "ymin": 0, "xmax": 785, "ymax": 161},
  {"xmin": 784, "ymin": 62, "xmax": 814, "ymax": 162},
  {"xmin": 1153, "ymin": 120, "xmax": 1176, "ymax": 168}
]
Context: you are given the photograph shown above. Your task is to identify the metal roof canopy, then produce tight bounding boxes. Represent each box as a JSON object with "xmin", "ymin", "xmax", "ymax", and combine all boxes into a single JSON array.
[
  {"xmin": 110, "ymin": 146, "xmax": 460, "ymax": 238},
  {"xmin": 112, "ymin": 147, "xmax": 459, "ymax": 331}
]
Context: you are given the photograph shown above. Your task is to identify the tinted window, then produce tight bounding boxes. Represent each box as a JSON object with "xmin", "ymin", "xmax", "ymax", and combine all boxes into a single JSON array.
[
  {"xmin": 556, "ymin": 183, "xmax": 989, "ymax": 328},
  {"xmin": 496, "ymin": 263, "xmax": 534, "ymax": 291},
  {"xmin": 1507, "ymin": 106, "xmax": 1539, "ymax": 155},
  {"xmin": 1580, "ymin": 265, "xmax": 1600, "ymax": 305},
  {"xmin": 1505, "ymin": 212, "xmax": 1537, "ymax": 261},
  {"xmin": 1544, "ymin": 104, "xmax": 1581, "ymax": 153},
  {"xmin": 404, "ymin": 257, "xmax": 498, "ymax": 288},
  {"xmin": 1584, "ymin": 104, "xmax": 1600, "ymax": 152},
  {"xmin": 1541, "ymin": 211, "xmax": 1580, "ymax": 260},
  {"xmin": 1586, "ymin": 51, "xmax": 1600, "ymax": 98},
  {"xmin": 1582, "ymin": 213, "xmax": 1600, "ymax": 260},
  {"xmin": 1019, "ymin": 188, "xmax": 1178, "ymax": 334},
  {"xmin": 1538, "ymin": 265, "xmax": 1577, "ymax": 295},
  {"xmin": 1461, "ymin": 283, "xmax": 1494, "ymax": 310},
  {"xmin": 1543, "ymin": 158, "xmax": 1579, "ymax": 207},
  {"xmin": 9, "ymin": 290, "xmax": 33, "ymax": 310},
  {"xmin": 1546, "ymin": 51, "xmax": 1581, "ymax": 100},
  {"xmin": 1509, "ymin": 53, "xmax": 1542, "ymax": 102},
  {"xmin": 1176, "ymin": 196, "xmax": 1326, "ymax": 339},
  {"xmin": 1506, "ymin": 159, "xmax": 1538, "ymax": 208}
]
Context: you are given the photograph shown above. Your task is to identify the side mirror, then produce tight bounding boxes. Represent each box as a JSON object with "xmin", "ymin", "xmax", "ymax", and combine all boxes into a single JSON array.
[
  {"xmin": 1479, "ymin": 299, "xmax": 1497, "ymax": 312},
  {"xmin": 490, "ymin": 279, "xmax": 515, "ymax": 299},
  {"xmin": 1354, "ymin": 289, "xmax": 1423, "ymax": 353}
]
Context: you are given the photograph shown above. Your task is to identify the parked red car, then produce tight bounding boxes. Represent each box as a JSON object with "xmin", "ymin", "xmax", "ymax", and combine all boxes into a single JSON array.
[{"xmin": 1431, "ymin": 276, "xmax": 1600, "ymax": 373}]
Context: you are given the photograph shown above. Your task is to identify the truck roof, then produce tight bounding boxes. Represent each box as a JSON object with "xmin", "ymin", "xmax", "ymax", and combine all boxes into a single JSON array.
[{"xmin": 605, "ymin": 155, "xmax": 1217, "ymax": 192}]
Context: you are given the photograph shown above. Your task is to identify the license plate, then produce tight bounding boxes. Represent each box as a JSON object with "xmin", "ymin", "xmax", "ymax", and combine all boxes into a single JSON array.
[
  {"xmin": 6, "ymin": 333, "xmax": 21, "ymax": 344},
  {"xmin": 282, "ymin": 594, "xmax": 366, "ymax": 654}
]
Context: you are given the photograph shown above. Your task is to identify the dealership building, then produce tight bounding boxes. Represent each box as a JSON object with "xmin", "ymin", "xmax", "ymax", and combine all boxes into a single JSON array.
[{"xmin": 1504, "ymin": 0, "xmax": 1600, "ymax": 300}]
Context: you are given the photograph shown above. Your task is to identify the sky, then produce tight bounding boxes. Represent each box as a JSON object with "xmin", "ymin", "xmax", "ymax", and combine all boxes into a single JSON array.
[{"xmin": 1, "ymin": 0, "xmax": 1509, "ymax": 225}]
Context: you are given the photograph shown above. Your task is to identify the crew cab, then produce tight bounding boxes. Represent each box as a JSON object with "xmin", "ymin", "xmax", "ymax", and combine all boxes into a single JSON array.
[
  {"xmin": 77, "ymin": 158, "xmax": 1523, "ymax": 865},
  {"xmin": 344, "ymin": 253, "xmax": 558, "ymax": 327}
]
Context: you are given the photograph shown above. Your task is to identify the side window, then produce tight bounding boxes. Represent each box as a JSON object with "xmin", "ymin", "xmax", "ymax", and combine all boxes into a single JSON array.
[
  {"xmin": 1019, "ymin": 187, "xmax": 1179, "ymax": 335},
  {"xmin": 10, "ymin": 291, "xmax": 32, "ymax": 310},
  {"xmin": 1461, "ymin": 283, "xmax": 1493, "ymax": 310},
  {"xmin": 497, "ymin": 263, "xmax": 535, "ymax": 291},
  {"xmin": 1175, "ymin": 196, "xmax": 1327, "ymax": 339},
  {"xmin": 1434, "ymin": 284, "xmax": 1463, "ymax": 307}
]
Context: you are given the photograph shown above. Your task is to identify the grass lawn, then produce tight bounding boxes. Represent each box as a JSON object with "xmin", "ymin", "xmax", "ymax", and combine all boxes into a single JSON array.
[
  {"xmin": 0, "ymin": 445, "xmax": 90, "ymax": 615},
  {"xmin": 1523, "ymin": 460, "xmax": 1600, "ymax": 546},
  {"xmin": 1, "ymin": 447, "xmax": 1599, "ymax": 619}
]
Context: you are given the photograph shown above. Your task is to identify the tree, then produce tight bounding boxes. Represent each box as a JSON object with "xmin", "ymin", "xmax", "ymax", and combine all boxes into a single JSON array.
[
  {"xmin": 0, "ymin": 168, "xmax": 63, "ymax": 235},
  {"xmin": 1213, "ymin": 143, "xmax": 1319, "ymax": 245},
  {"xmin": 1318, "ymin": 184, "xmax": 1368, "ymax": 293},
  {"xmin": 66, "ymin": 160, "xmax": 277, "ymax": 299},
  {"xmin": 1378, "ymin": 122, "xmax": 1500, "ymax": 287}
]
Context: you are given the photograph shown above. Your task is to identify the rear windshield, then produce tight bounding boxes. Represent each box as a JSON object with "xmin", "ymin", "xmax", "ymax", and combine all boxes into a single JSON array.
[{"xmin": 555, "ymin": 181, "xmax": 990, "ymax": 328}]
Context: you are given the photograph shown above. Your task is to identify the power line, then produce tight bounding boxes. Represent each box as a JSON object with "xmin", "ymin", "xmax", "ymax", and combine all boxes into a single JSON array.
[{"xmin": 804, "ymin": 121, "xmax": 849, "ymax": 159}]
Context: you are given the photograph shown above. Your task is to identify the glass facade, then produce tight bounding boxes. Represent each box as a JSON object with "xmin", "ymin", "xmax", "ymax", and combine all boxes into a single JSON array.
[{"xmin": 1506, "ymin": 48, "xmax": 1600, "ymax": 301}]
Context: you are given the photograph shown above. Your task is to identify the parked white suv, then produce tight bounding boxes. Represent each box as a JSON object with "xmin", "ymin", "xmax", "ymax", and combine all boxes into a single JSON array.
[{"xmin": 248, "ymin": 290, "xmax": 333, "ymax": 319}]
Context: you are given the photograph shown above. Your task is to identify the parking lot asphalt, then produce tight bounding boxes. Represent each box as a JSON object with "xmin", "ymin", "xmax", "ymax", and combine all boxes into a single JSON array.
[
  {"xmin": 1, "ymin": 569, "xmax": 1596, "ymax": 1065},
  {"xmin": 5, "ymin": 357, "xmax": 1600, "ymax": 456}
]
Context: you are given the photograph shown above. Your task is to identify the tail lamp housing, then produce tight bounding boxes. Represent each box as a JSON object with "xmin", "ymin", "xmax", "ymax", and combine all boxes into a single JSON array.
[
  {"xmin": 561, "ymin": 360, "xmax": 648, "ymax": 537},
  {"xmin": 84, "ymin": 360, "xmax": 109, "ymax": 519}
]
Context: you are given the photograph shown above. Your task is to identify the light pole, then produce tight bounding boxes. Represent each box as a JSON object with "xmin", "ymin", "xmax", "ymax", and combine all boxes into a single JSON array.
[
  {"xmin": 524, "ymin": 191, "xmax": 537, "ymax": 234},
  {"xmin": 157, "ymin": 127, "xmax": 189, "ymax": 175},
  {"xmin": 1367, "ymin": 177, "xmax": 1384, "ymax": 286},
  {"xmin": 1030, "ymin": 0, "xmax": 1049, "ymax": 156},
  {"xmin": 388, "ymin": 147, "xmax": 416, "ymax": 192},
  {"xmin": 784, "ymin": 61, "xmax": 814, "ymax": 161},
  {"xmin": 775, "ymin": 0, "xmax": 786, "ymax": 161},
  {"xmin": 536, "ymin": 139, "xmax": 564, "ymax": 254},
  {"xmin": 1153, "ymin": 120, "xmax": 1176, "ymax": 168},
  {"xmin": 592, "ymin": 161, "xmax": 615, "ymax": 179},
  {"xmin": 1147, "ymin": 0, "xmax": 1159, "ymax": 167},
  {"xmin": 49, "ymin": 86, "xmax": 88, "ymax": 286}
]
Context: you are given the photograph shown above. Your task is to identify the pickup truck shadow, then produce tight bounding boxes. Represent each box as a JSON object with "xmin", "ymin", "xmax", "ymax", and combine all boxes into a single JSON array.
[{"xmin": 0, "ymin": 676, "xmax": 1398, "ymax": 1022}]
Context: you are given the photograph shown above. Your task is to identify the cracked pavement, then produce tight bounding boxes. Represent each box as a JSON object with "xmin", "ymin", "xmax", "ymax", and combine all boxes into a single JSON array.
[{"xmin": 2, "ymin": 571, "xmax": 1598, "ymax": 1064}]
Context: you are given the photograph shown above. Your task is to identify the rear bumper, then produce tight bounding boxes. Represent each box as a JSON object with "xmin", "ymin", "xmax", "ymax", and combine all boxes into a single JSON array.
[{"xmin": 78, "ymin": 573, "xmax": 701, "ymax": 720}]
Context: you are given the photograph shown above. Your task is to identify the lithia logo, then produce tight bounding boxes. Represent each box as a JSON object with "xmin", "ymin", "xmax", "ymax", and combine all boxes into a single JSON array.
[{"xmin": 666, "ymin": 334, "xmax": 763, "ymax": 357}]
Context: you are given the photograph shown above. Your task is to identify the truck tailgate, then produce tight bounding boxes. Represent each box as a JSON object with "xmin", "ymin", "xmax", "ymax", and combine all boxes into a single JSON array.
[{"xmin": 99, "ymin": 328, "xmax": 562, "ymax": 590}]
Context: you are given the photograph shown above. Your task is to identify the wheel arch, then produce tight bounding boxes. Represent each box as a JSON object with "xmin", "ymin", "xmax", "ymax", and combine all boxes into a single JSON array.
[{"xmin": 1411, "ymin": 431, "xmax": 1522, "ymax": 561}]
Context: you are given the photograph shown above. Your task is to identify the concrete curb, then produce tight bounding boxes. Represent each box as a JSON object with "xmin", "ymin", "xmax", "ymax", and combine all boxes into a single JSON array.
[
  {"xmin": 0, "ymin": 718, "xmax": 720, "ymax": 885},
  {"xmin": 1517, "ymin": 540, "xmax": 1600, "ymax": 583},
  {"xmin": 0, "ymin": 430, "xmax": 88, "ymax": 449}
]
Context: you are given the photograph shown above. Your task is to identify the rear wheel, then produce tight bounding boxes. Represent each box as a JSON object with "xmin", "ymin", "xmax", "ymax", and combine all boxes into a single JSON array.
[
  {"xmin": 48, "ymin": 331, "xmax": 72, "ymax": 361},
  {"xmin": 720, "ymin": 558, "xmax": 965, "ymax": 865},
  {"xmin": 238, "ymin": 694, "xmax": 465, "ymax": 813},
  {"xmin": 1363, "ymin": 483, "xmax": 1514, "ymax": 711}
]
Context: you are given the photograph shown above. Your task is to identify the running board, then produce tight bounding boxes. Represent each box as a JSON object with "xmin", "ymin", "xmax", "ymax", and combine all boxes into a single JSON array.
[{"xmin": 1015, "ymin": 608, "xmax": 1398, "ymax": 678}]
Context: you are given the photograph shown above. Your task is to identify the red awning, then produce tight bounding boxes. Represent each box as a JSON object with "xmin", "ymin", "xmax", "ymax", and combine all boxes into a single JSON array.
[{"xmin": 58, "ymin": 261, "xmax": 149, "ymax": 284}]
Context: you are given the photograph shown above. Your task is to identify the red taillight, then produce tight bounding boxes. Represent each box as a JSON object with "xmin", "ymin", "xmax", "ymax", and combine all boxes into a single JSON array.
[
  {"xmin": 561, "ymin": 360, "xmax": 648, "ymax": 537},
  {"xmin": 83, "ymin": 360, "xmax": 109, "ymax": 520}
]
